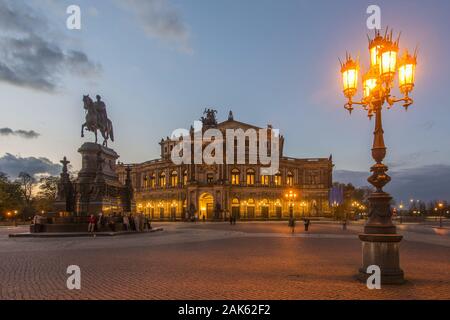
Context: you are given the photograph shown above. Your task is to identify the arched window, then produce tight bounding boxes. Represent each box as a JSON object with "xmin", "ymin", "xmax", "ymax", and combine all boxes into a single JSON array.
[
  {"xmin": 231, "ymin": 169, "xmax": 240, "ymax": 185},
  {"xmin": 182, "ymin": 170, "xmax": 188, "ymax": 186},
  {"xmin": 159, "ymin": 172, "xmax": 166, "ymax": 187},
  {"xmin": 274, "ymin": 172, "xmax": 282, "ymax": 186},
  {"xmin": 287, "ymin": 171, "xmax": 294, "ymax": 187},
  {"xmin": 142, "ymin": 175, "xmax": 148, "ymax": 188},
  {"xmin": 171, "ymin": 170, "xmax": 178, "ymax": 187},
  {"xmin": 246, "ymin": 169, "xmax": 255, "ymax": 185},
  {"xmin": 150, "ymin": 173, "xmax": 156, "ymax": 188},
  {"xmin": 261, "ymin": 175, "xmax": 269, "ymax": 186}
]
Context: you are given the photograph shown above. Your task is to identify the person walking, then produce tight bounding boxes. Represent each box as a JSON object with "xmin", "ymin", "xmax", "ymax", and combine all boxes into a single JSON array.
[
  {"xmin": 88, "ymin": 214, "xmax": 97, "ymax": 234},
  {"xmin": 289, "ymin": 215, "xmax": 296, "ymax": 234},
  {"xmin": 134, "ymin": 214, "xmax": 140, "ymax": 232},
  {"xmin": 96, "ymin": 212, "xmax": 103, "ymax": 232},
  {"xmin": 139, "ymin": 213, "xmax": 145, "ymax": 232},
  {"xmin": 123, "ymin": 214, "xmax": 129, "ymax": 231},
  {"xmin": 304, "ymin": 218, "xmax": 310, "ymax": 231},
  {"xmin": 129, "ymin": 214, "xmax": 135, "ymax": 231},
  {"xmin": 144, "ymin": 215, "xmax": 152, "ymax": 230},
  {"xmin": 342, "ymin": 219, "xmax": 347, "ymax": 231}
]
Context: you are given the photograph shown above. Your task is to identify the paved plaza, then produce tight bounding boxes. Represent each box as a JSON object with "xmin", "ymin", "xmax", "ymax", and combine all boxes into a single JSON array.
[{"xmin": 0, "ymin": 222, "xmax": 449, "ymax": 300}]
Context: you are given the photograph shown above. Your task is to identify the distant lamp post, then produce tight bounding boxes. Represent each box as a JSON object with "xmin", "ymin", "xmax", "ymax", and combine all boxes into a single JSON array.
[
  {"xmin": 339, "ymin": 28, "xmax": 418, "ymax": 284},
  {"xmin": 438, "ymin": 203, "xmax": 444, "ymax": 228},
  {"xmin": 12, "ymin": 210, "xmax": 18, "ymax": 227},
  {"xmin": 399, "ymin": 203, "xmax": 404, "ymax": 224}
]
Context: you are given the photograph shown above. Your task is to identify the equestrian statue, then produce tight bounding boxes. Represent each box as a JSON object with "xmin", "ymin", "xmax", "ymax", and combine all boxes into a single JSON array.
[{"xmin": 81, "ymin": 94, "xmax": 114, "ymax": 147}]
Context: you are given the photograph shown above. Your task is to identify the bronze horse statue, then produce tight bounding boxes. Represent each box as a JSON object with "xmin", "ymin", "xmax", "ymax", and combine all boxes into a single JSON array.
[{"xmin": 81, "ymin": 95, "xmax": 114, "ymax": 147}]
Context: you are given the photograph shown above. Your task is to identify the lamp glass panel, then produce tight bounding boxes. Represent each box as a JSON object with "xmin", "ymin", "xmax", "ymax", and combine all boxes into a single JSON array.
[
  {"xmin": 342, "ymin": 68, "xmax": 357, "ymax": 93},
  {"xmin": 380, "ymin": 50, "xmax": 397, "ymax": 77},
  {"xmin": 370, "ymin": 46, "xmax": 380, "ymax": 67},
  {"xmin": 363, "ymin": 78, "xmax": 377, "ymax": 98},
  {"xmin": 399, "ymin": 63, "xmax": 415, "ymax": 88}
]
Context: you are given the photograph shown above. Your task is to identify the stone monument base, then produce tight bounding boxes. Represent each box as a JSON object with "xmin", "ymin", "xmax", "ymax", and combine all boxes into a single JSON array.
[
  {"xmin": 30, "ymin": 214, "xmax": 125, "ymax": 233},
  {"xmin": 357, "ymin": 234, "xmax": 405, "ymax": 284}
]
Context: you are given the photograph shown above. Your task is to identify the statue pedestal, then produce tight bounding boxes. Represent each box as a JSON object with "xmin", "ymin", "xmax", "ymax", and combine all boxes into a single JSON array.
[
  {"xmin": 358, "ymin": 234, "xmax": 404, "ymax": 284},
  {"xmin": 75, "ymin": 142, "xmax": 131, "ymax": 216},
  {"xmin": 357, "ymin": 192, "xmax": 404, "ymax": 284},
  {"xmin": 41, "ymin": 143, "xmax": 134, "ymax": 233}
]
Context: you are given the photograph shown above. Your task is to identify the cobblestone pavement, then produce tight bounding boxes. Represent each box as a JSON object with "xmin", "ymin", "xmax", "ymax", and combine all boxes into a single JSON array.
[{"xmin": 0, "ymin": 222, "xmax": 449, "ymax": 300}]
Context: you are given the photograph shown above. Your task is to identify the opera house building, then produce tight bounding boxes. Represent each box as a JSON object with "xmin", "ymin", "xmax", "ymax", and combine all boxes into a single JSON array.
[{"xmin": 117, "ymin": 111, "xmax": 333, "ymax": 220}]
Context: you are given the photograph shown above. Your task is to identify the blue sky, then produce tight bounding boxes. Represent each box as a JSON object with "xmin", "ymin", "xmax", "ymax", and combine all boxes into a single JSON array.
[{"xmin": 1, "ymin": 0, "xmax": 450, "ymax": 200}]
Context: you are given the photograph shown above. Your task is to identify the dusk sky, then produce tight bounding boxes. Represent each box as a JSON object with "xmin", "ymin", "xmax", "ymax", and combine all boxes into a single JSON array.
[{"xmin": 1, "ymin": 0, "xmax": 450, "ymax": 201}]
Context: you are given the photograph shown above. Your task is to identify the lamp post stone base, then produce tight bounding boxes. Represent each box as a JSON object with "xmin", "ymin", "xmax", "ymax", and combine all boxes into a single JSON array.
[{"xmin": 358, "ymin": 234, "xmax": 404, "ymax": 284}]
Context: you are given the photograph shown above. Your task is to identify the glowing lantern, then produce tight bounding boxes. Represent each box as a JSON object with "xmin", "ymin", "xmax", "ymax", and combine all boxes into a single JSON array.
[
  {"xmin": 340, "ymin": 55, "xmax": 359, "ymax": 99},
  {"xmin": 363, "ymin": 67, "xmax": 378, "ymax": 101},
  {"xmin": 398, "ymin": 50, "xmax": 417, "ymax": 95},
  {"xmin": 369, "ymin": 32, "xmax": 384, "ymax": 67},
  {"xmin": 379, "ymin": 35, "xmax": 399, "ymax": 82}
]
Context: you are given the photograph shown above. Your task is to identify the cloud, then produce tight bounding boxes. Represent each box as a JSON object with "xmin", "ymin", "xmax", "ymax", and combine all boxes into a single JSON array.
[
  {"xmin": 0, "ymin": 153, "xmax": 61, "ymax": 179},
  {"xmin": 334, "ymin": 165, "xmax": 450, "ymax": 202},
  {"xmin": 0, "ymin": 127, "xmax": 40, "ymax": 139},
  {"xmin": 120, "ymin": 0, "xmax": 192, "ymax": 53},
  {"xmin": 0, "ymin": 0, "xmax": 100, "ymax": 91}
]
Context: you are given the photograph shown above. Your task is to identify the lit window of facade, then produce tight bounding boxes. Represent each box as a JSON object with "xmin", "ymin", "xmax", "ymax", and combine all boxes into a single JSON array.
[
  {"xmin": 287, "ymin": 171, "xmax": 294, "ymax": 187},
  {"xmin": 171, "ymin": 171, "xmax": 178, "ymax": 187},
  {"xmin": 183, "ymin": 171, "xmax": 188, "ymax": 186},
  {"xmin": 231, "ymin": 169, "xmax": 240, "ymax": 185},
  {"xmin": 246, "ymin": 169, "xmax": 255, "ymax": 185},
  {"xmin": 159, "ymin": 172, "xmax": 166, "ymax": 187},
  {"xmin": 274, "ymin": 173, "xmax": 282, "ymax": 186}
]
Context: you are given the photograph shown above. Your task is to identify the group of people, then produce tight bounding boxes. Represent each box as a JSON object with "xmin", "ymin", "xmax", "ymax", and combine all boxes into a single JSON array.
[
  {"xmin": 288, "ymin": 216, "xmax": 311, "ymax": 234},
  {"xmin": 87, "ymin": 212, "xmax": 152, "ymax": 234}
]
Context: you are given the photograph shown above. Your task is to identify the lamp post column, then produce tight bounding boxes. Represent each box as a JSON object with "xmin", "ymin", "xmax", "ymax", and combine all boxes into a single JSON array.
[{"xmin": 358, "ymin": 101, "xmax": 404, "ymax": 284}]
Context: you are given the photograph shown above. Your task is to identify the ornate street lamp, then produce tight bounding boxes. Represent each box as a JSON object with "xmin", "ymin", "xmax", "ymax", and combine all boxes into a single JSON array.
[{"xmin": 339, "ymin": 28, "xmax": 418, "ymax": 284}]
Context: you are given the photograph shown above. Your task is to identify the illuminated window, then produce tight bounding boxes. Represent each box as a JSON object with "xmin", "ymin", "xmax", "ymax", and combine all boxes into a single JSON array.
[
  {"xmin": 261, "ymin": 175, "xmax": 269, "ymax": 185},
  {"xmin": 246, "ymin": 169, "xmax": 255, "ymax": 185},
  {"xmin": 231, "ymin": 169, "xmax": 240, "ymax": 185},
  {"xmin": 159, "ymin": 172, "xmax": 166, "ymax": 187},
  {"xmin": 171, "ymin": 171, "xmax": 178, "ymax": 187},
  {"xmin": 287, "ymin": 171, "xmax": 293, "ymax": 187},
  {"xmin": 150, "ymin": 173, "xmax": 156, "ymax": 188},
  {"xmin": 142, "ymin": 175, "xmax": 148, "ymax": 188},
  {"xmin": 274, "ymin": 173, "xmax": 282, "ymax": 186},
  {"xmin": 182, "ymin": 170, "xmax": 188, "ymax": 186}
]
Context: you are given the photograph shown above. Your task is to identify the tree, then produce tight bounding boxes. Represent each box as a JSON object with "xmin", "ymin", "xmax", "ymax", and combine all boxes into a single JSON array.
[
  {"xmin": 0, "ymin": 172, "xmax": 23, "ymax": 220},
  {"xmin": 17, "ymin": 172, "xmax": 36, "ymax": 219},
  {"xmin": 34, "ymin": 176, "xmax": 59, "ymax": 213}
]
